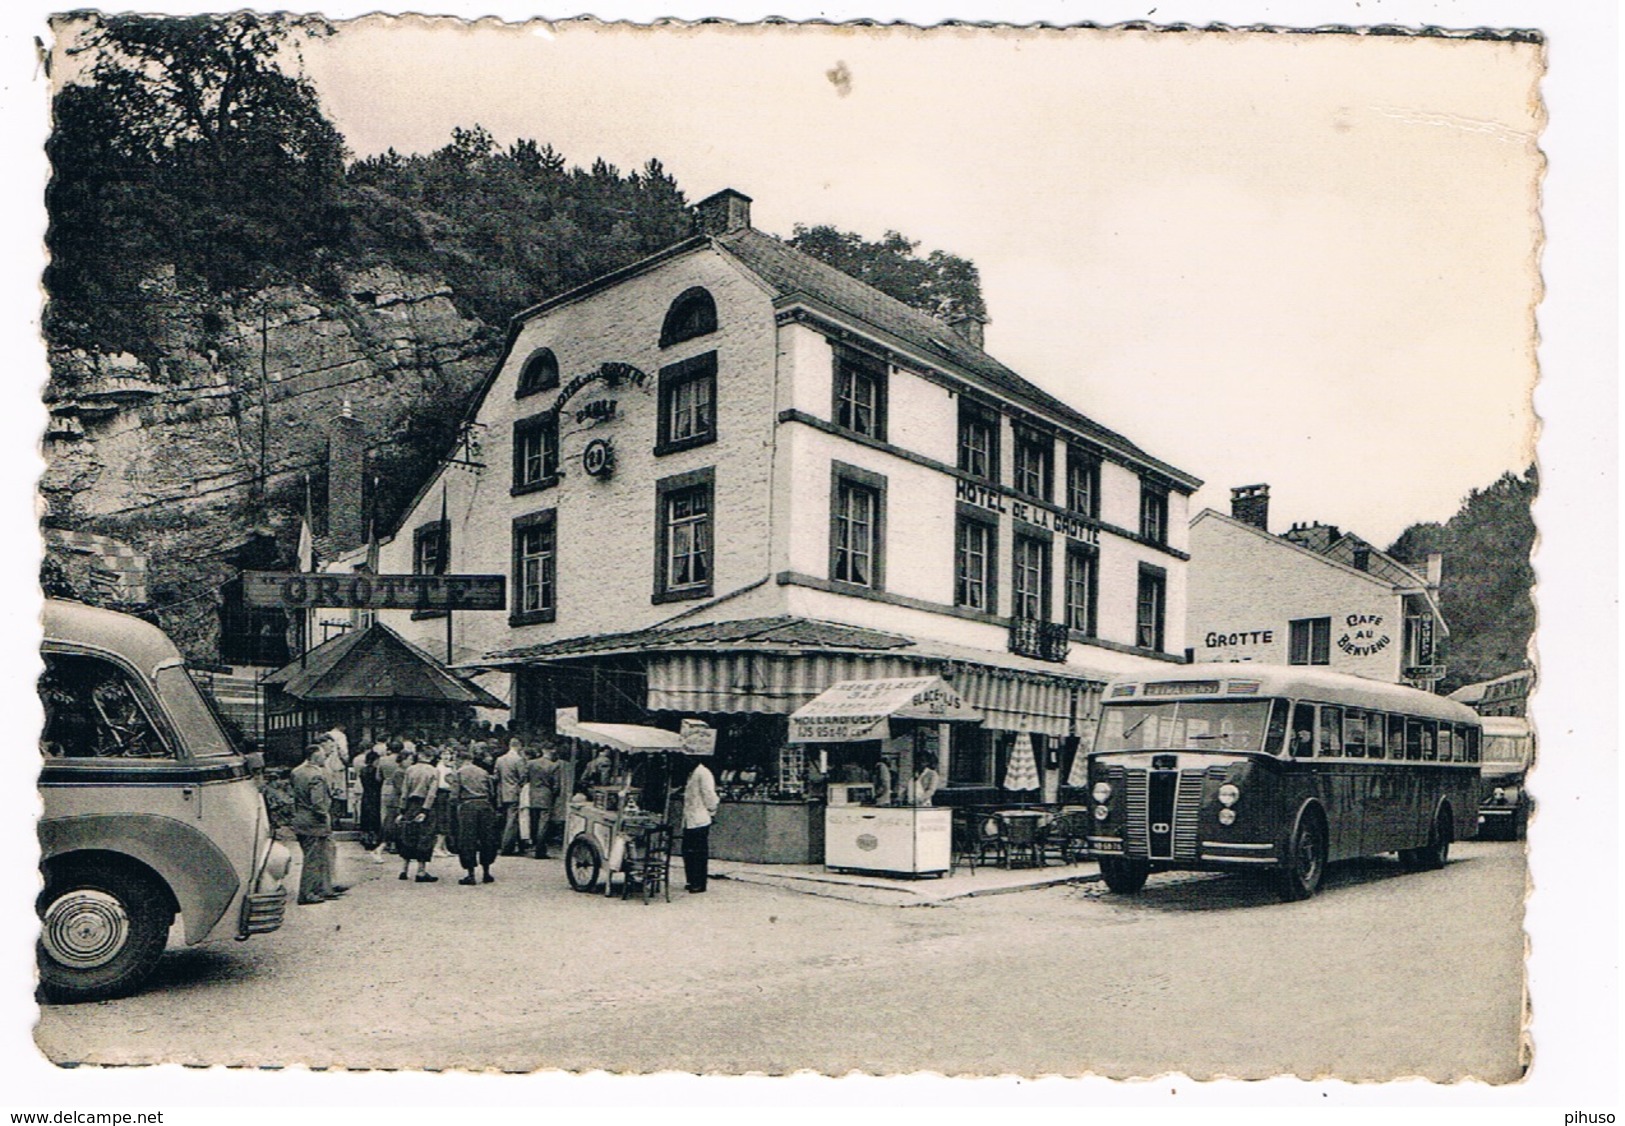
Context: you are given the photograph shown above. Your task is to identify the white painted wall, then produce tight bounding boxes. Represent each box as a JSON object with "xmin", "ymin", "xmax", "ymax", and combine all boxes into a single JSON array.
[{"xmin": 1187, "ymin": 511, "xmax": 1406, "ymax": 680}]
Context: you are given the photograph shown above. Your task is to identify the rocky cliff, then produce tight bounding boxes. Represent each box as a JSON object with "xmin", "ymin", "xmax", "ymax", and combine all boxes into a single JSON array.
[{"xmin": 42, "ymin": 264, "xmax": 497, "ymax": 658}]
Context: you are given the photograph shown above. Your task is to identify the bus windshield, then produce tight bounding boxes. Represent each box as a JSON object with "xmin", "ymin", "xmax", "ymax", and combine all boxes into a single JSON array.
[
  {"xmin": 1097, "ymin": 700, "xmax": 1276, "ymax": 754},
  {"xmin": 1482, "ymin": 734, "xmax": 1527, "ymax": 765}
]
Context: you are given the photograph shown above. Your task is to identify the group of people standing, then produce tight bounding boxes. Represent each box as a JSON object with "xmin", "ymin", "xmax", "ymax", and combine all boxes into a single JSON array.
[
  {"xmin": 286, "ymin": 722, "xmax": 722, "ymax": 900},
  {"xmin": 354, "ymin": 733, "xmax": 564, "ymax": 887}
]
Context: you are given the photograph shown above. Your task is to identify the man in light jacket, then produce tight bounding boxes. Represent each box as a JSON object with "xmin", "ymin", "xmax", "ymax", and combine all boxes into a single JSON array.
[
  {"xmin": 681, "ymin": 755, "xmax": 720, "ymax": 893},
  {"xmin": 495, "ymin": 738, "xmax": 529, "ymax": 856}
]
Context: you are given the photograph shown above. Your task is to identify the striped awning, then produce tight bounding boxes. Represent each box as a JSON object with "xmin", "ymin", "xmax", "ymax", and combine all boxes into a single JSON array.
[
  {"xmin": 646, "ymin": 651, "xmax": 928, "ymax": 715},
  {"xmin": 942, "ymin": 666, "xmax": 1097, "ymax": 738},
  {"xmin": 647, "ymin": 650, "xmax": 1100, "ymax": 738}
]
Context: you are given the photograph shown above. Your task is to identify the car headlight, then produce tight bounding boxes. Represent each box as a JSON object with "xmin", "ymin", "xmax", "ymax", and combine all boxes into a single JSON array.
[
  {"xmin": 1093, "ymin": 804, "xmax": 1109, "ymax": 821},
  {"xmin": 1218, "ymin": 808, "xmax": 1237, "ymax": 826},
  {"xmin": 1492, "ymin": 787, "xmax": 1506, "ymax": 803},
  {"xmin": 1092, "ymin": 781, "xmax": 1112, "ymax": 803},
  {"xmin": 1217, "ymin": 783, "xmax": 1240, "ymax": 807}
]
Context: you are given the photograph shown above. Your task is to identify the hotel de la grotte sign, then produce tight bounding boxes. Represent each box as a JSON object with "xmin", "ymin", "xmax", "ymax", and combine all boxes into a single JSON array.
[{"xmin": 242, "ymin": 571, "xmax": 506, "ymax": 612}]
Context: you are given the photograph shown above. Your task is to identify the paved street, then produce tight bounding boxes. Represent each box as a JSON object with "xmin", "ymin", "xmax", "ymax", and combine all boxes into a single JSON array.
[{"xmin": 35, "ymin": 840, "xmax": 1527, "ymax": 1080}]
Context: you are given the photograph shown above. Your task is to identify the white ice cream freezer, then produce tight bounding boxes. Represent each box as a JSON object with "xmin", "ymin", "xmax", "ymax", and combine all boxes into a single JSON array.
[{"xmin": 824, "ymin": 806, "xmax": 952, "ymax": 876}]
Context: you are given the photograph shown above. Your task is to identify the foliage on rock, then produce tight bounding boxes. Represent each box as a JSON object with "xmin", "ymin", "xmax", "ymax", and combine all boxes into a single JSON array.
[{"xmin": 1388, "ymin": 465, "xmax": 1537, "ymax": 693}]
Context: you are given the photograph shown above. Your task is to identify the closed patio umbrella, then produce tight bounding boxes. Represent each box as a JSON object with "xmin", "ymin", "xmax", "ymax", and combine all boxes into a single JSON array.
[{"xmin": 1003, "ymin": 732, "xmax": 1042, "ymax": 794}]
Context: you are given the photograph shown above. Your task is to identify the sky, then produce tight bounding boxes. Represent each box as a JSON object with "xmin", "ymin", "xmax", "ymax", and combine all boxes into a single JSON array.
[{"xmin": 288, "ymin": 18, "xmax": 1544, "ymax": 545}]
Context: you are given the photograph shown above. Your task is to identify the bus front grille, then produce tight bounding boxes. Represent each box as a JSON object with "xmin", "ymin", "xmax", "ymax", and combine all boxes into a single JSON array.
[
  {"xmin": 1173, "ymin": 768, "xmax": 1209, "ymax": 859},
  {"xmin": 1120, "ymin": 767, "xmax": 1148, "ymax": 857}
]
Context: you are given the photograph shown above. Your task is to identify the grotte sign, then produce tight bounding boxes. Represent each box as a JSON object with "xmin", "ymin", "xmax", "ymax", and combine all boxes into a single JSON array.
[{"xmin": 242, "ymin": 571, "xmax": 506, "ymax": 612}]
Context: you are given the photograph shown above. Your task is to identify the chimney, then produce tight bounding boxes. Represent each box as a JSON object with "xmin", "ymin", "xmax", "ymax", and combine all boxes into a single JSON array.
[
  {"xmin": 1426, "ymin": 552, "xmax": 1443, "ymax": 590},
  {"xmin": 326, "ymin": 399, "xmax": 367, "ymax": 553},
  {"xmin": 1230, "ymin": 483, "xmax": 1270, "ymax": 531},
  {"xmin": 946, "ymin": 311, "xmax": 988, "ymax": 351},
  {"xmin": 696, "ymin": 188, "xmax": 752, "ymax": 235}
]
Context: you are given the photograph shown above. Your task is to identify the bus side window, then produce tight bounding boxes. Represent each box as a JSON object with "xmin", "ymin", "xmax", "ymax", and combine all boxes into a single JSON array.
[
  {"xmin": 1318, "ymin": 706, "xmax": 1343, "ymax": 757},
  {"xmin": 1419, "ymin": 720, "xmax": 1438, "ymax": 761},
  {"xmin": 1466, "ymin": 726, "xmax": 1481, "ymax": 764},
  {"xmin": 1367, "ymin": 712, "xmax": 1387, "ymax": 759},
  {"xmin": 1446, "ymin": 724, "xmax": 1464, "ymax": 762},
  {"xmin": 1387, "ymin": 715, "xmax": 1404, "ymax": 759},
  {"xmin": 1404, "ymin": 718, "xmax": 1422, "ymax": 760},
  {"xmin": 1290, "ymin": 703, "xmax": 1316, "ymax": 759},
  {"xmin": 1265, "ymin": 699, "xmax": 1290, "ymax": 756},
  {"xmin": 1343, "ymin": 709, "xmax": 1367, "ymax": 758}
]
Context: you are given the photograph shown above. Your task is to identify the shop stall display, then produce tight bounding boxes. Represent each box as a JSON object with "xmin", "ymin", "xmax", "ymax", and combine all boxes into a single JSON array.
[{"xmin": 788, "ymin": 677, "xmax": 984, "ymax": 877}]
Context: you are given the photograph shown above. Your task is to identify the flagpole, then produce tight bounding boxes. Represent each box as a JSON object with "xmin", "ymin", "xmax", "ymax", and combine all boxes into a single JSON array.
[{"xmin": 442, "ymin": 482, "xmax": 452, "ymax": 666}]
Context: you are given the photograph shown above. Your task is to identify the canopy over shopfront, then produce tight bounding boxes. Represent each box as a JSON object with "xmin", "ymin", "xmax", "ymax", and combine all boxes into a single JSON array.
[
  {"xmin": 559, "ymin": 719, "xmax": 691, "ymax": 755},
  {"xmin": 787, "ymin": 677, "xmax": 983, "ymax": 744}
]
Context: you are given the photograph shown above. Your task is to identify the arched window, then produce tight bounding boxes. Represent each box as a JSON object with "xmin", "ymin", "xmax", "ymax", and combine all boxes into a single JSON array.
[
  {"xmin": 516, "ymin": 348, "xmax": 559, "ymax": 398},
  {"xmin": 659, "ymin": 287, "xmax": 718, "ymax": 348}
]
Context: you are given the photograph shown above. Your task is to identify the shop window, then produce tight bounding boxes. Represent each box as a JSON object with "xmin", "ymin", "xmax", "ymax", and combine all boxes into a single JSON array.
[
  {"xmin": 948, "ymin": 726, "xmax": 995, "ymax": 787},
  {"xmin": 654, "ymin": 468, "xmax": 714, "ymax": 603},
  {"xmin": 659, "ymin": 287, "xmax": 718, "ymax": 348},
  {"xmin": 832, "ymin": 347, "xmax": 887, "ymax": 441},
  {"xmin": 1139, "ymin": 480, "xmax": 1169, "ymax": 544},
  {"xmin": 1065, "ymin": 544, "xmax": 1097, "ymax": 635},
  {"xmin": 509, "ymin": 510, "xmax": 557, "ymax": 626},
  {"xmin": 40, "ymin": 652, "xmax": 174, "ymax": 760},
  {"xmin": 1067, "ymin": 447, "xmax": 1100, "ymax": 518},
  {"xmin": 954, "ymin": 515, "xmax": 997, "ymax": 612},
  {"xmin": 957, "ymin": 399, "xmax": 1000, "ymax": 482},
  {"xmin": 1136, "ymin": 564, "xmax": 1166, "ymax": 651},
  {"xmin": 656, "ymin": 351, "xmax": 717, "ymax": 455},
  {"xmin": 829, "ymin": 463, "xmax": 886, "ymax": 590},
  {"xmin": 1013, "ymin": 425, "xmax": 1053, "ymax": 502},
  {"xmin": 513, "ymin": 413, "xmax": 560, "ymax": 494},
  {"xmin": 1012, "ymin": 534, "xmax": 1051, "ymax": 621},
  {"xmin": 516, "ymin": 348, "xmax": 560, "ymax": 398},
  {"xmin": 1288, "ymin": 617, "xmax": 1331, "ymax": 666}
]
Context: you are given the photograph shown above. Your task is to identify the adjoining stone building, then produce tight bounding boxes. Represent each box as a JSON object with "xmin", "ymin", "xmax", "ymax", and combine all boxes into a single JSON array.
[
  {"xmin": 1187, "ymin": 484, "xmax": 1448, "ymax": 691},
  {"xmin": 345, "ymin": 189, "xmax": 1201, "ymax": 814}
]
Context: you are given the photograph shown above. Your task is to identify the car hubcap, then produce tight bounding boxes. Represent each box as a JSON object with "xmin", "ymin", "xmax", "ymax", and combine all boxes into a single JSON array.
[{"xmin": 42, "ymin": 890, "xmax": 129, "ymax": 969}]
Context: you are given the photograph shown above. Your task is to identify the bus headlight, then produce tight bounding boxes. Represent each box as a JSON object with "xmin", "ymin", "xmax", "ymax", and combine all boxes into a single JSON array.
[
  {"xmin": 1218, "ymin": 808, "xmax": 1237, "ymax": 826},
  {"xmin": 1092, "ymin": 781, "xmax": 1113, "ymax": 803},
  {"xmin": 1093, "ymin": 804, "xmax": 1109, "ymax": 821},
  {"xmin": 1491, "ymin": 787, "xmax": 1506, "ymax": 804},
  {"xmin": 1217, "ymin": 783, "xmax": 1240, "ymax": 807}
]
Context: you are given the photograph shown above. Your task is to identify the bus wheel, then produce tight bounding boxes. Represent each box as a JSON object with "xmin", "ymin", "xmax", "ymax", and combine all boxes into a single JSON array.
[
  {"xmin": 1275, "ymin": 814, "xmax": 1326, "ymax": 902},
  {"xmin": 565, "ymin": 837, "xmax": 602, "ymax": 892},
  {"xmin": 37, "ymin": 863, "xmax": 174, "ymax": 1004},
  {"xmin": 1098, "ymin": 857, "xmax": 1149, "ymax": 894}
]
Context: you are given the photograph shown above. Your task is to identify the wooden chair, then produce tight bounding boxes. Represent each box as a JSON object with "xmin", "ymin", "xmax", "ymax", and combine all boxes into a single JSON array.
[
  {"xmin": 1001, "ymin": 812, "xmax": 1044, "ymax": 869},
  {"xmin": 1041, "ymin": 810, "xmax": 1084, "ymax": 865},
  {"xmin": 950, "ymin": 812, "xmax": 981, "ymax": 875},
  {"xmin": 620, "ymin": 824, "xmax": 673, "ymax": 903}
]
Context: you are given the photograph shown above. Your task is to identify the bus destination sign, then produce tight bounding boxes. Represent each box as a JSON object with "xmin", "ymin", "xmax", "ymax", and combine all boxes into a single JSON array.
[{"xmin": 242, "ymin": 571, "xmax": 506, "ymax": 612}]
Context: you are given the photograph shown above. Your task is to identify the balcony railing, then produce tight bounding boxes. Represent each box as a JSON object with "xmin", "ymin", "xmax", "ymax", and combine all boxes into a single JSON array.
[{"xmin": 1009, "ymin": 617, "xmax": 1070, "ymax": 662}]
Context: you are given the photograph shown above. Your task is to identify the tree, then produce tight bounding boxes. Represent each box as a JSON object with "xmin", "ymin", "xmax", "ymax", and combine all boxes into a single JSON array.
[
  {"xmin": 788, "ymin": 223, "xmax": 987, "ymax": 321},
  {"xmin": 1388, "ymin": 466, "xmax": 1537, "ymax": 691},
  {"xmin": 47, "ymin": 13, "xmax": 348, "ymax": 358}
]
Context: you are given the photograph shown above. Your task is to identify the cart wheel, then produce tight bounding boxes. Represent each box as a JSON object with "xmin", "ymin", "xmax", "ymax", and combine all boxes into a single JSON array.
[{"xmin": 566, "ymin": 837, "xmax": 602, "ymax": 892}]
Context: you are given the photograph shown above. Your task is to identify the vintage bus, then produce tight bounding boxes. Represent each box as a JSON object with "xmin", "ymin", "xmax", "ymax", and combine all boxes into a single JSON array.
[
  {"xmin": 1477, "ymin": 715, "xmax": 1535, "ymax": 840},
  {"xmin": 38, "ymin": 599, "xmax": 292, "ymax": 1002},
  {"xmin": 1082, "ymin": 665, "xmax": 1481, "ymax": 901}
]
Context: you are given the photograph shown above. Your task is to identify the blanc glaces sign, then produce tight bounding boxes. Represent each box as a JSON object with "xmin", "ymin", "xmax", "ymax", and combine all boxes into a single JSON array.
[{"xmin": 242, "ymin": 571, "xmax": 506, "ymax": 612}]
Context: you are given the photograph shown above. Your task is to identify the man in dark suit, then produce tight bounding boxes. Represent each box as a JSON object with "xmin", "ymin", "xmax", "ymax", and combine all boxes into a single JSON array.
[{"xmin": 290, "ymin": 742, "xmax": 347, "ymax": 904}]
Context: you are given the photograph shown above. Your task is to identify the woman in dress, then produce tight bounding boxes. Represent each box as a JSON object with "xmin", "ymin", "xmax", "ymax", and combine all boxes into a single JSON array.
[{"xmin": 358, "ymin": 748, "xmax": 383, "ymax": 851}]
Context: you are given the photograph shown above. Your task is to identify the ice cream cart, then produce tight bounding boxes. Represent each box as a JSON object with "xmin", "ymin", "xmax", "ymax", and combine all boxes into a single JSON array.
[
  {"xmin": 788, "ymin": 677, "xmax": 983, "ymax": 877},
  {"xmin": 557, "ymin": 716, "xmax": 699, "ymax": 899}
]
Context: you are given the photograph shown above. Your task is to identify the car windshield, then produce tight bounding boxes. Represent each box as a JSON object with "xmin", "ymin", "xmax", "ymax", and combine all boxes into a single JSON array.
[
  {"xmin": 155, "ymin": 664, "xmax": 237, "ymax": 758},
  {"xmin": 1096, "ymin": 700, "xmax": 1274, "ymax": 753}
]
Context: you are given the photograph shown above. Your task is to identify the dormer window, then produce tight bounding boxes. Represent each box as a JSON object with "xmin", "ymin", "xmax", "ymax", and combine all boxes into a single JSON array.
[
  {"xmin": 659, "ymin": 287, "xmax": 718, "ymax": 348},
  {"xmin": 516, "ymin": 348, "xmax": 559, "ymax": 398}
]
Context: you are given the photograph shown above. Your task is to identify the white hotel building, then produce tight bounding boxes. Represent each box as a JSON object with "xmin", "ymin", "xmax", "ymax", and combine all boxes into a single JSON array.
[{"xmin": 356, "ymin": 189, "xmax": 1202, "ymax": 814}]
